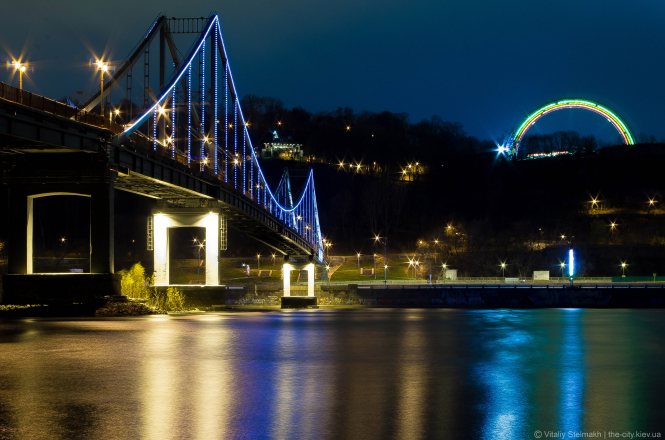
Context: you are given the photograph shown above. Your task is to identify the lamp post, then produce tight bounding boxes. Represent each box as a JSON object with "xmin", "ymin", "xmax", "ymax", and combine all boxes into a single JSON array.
[
  {"xmin": 375, "ymin": 235, "xmax": 387, "ymax": 284},
  {"xmin": 357, "ymin": 253, "xmax": 361, "ymax": 272},
  {"xmin": 373, "ymin": 254, "xmax": 377, "ymax": 280},
  {"xmin": 415, "ymin": 261, "xmax": 420, "ymax": 280},
  {"xmin": 9, "ymin": 61, "xmax": 28, "ymax": 91},
  {"xmin": 257, "ymin": 254, "xmax": 261, "ymax": 271},
  {"xmin": 560, "ymin": 262, "xmax": 565, "ymax": 278},
  {"xmin": 272, "ymin": 254, "xmax": 276, "ymax": 269},
  {"xmin": 442, "ymin": 263, "xmax": 447, "ymax": 283},
  {"xmin": 501, "ymin": 262, "xmax": 506, "ymax": 278},
  {"xmin": 93, "ymin": 60, "xmax": 110, "ymax": 117},
  {"xmin": 326, "ymin": 265, "xmax": 330, "ymax": 284},
  {"xmin": 621, "ymin": 262, "xmax": 626, "ymax": 278},
  {"xmin": 193, "ymin": 238, "xmax": 204, "ymax": 284}
]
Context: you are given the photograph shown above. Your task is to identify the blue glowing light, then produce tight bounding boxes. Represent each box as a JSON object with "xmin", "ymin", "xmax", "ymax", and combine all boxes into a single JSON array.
[
  {"xmin": 569, "ymin": 249, "xmax": 574, "ymax": 277},
  {"xmin": 497, "ymin": 145, "xmax": 507, "ymax": 154}
]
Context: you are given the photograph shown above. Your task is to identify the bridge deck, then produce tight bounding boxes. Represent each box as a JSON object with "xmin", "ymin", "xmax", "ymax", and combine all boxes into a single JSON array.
[{"xmin": 0, "ymin": 88, "xmax": 316, "ymax": 257}]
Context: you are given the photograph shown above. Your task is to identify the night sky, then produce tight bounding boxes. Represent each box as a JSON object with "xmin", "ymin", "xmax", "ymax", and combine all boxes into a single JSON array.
[{"xmin": 2, "ymin": 0, "xmax": 664, "ymax": 143}]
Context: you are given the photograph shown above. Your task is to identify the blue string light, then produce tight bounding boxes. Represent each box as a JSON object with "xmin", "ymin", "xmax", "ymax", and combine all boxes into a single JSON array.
[
  {"xmin": 200, "ymin": 40, "xmax": 205, "ymax": 171},
  {"xmin": 171, "ymin": 64, "xmax": 176, "ymax": 158},
  {"xmin": 214, "ymin": 24, "xmax": 218, "ymax": 176},
  {"xmin": 153, "ymin": 110, "xmax": 157, "ymax": 150},
  {"xmin": 187, "ymin": 63, "xmax": 191, "ymax": 165}
]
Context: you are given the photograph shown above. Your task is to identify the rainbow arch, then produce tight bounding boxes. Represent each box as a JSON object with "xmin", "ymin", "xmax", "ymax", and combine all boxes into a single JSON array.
[{"xmin": 505, "ymin": 98, "xmax": 635, "ymax": 156}]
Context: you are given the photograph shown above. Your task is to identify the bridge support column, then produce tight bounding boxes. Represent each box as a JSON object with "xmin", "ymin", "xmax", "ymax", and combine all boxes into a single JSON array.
[
  {"xmin": 282, "ymin": 263, "xmax": 293, "ymax": 297},
  {"xmin": 90, "ymin": 184, "xmax": 114, "ymax": 274},
  {"xmin": 153, "ymin": 210, "xmax": 219, "ymax": 286},
  {"xmin": 6, "ymin": 171, "xmax": 114, "ymax": 275},
  {"xmin": 306, "ymin": 263, "xmax": 315, "ymax": 297},
  {"xmin": 7, "ymin": 186, "xmax": 32, "ymax": 274}
]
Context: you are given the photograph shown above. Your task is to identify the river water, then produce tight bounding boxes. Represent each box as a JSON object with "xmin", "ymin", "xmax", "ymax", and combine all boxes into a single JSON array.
[{"xmin": 0, "ymin": 309, "xmax": 664, "ymax": 439}]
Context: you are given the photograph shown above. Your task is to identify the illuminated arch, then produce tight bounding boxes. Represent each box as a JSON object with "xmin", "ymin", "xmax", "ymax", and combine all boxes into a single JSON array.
[{"xmin": 505, "ymin": 98, "xmax": 635, "ymax": 156}]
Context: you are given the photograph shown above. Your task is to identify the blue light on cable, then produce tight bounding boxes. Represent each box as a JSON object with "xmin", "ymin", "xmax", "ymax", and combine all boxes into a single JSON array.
[{"xmin": 569, "ymin": 248, "xmax": 574, "ymax": 278}]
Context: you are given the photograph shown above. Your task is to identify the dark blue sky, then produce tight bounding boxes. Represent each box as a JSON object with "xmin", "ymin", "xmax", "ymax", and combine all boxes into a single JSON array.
[{"xmin": 2, "ymin": 0, "xmax": 664, "ymax": 143}]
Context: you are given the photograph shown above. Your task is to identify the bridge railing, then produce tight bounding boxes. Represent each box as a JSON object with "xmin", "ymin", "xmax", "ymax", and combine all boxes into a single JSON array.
[{"xmin": 0, "ymin": 82, "xmax": 127, "ymax": 134}]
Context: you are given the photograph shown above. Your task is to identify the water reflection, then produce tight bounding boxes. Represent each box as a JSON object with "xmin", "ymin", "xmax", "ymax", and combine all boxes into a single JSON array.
[
  {"xmin": 396, "ymin": 315, "xmax": 426, "ymax": 440},
  {"xmin": 558, "ymin": 310, "xmax": 585, "ymax": 434},
  {"xmin": 475, "ymin": 310, "xmax": 531, "ymax": 439},
  {"xmin": 0, "ymin": 310, "xmax": 664, "ymax": 439}
]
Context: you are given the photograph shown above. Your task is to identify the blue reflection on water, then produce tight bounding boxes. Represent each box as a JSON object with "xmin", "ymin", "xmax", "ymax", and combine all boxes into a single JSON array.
[
  {"xmin": 559, "ymin": 309, "xmax": 585, "ymax": 433},
  {"xmin": 474, "ymin": 310, "xmax": 532, "ymax": 439}
]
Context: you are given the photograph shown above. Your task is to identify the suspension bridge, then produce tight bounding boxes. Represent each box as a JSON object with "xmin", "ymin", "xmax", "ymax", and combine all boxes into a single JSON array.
[{"xmin": 0, "ymin": 13, "xmax": 325, "ymax": 298}]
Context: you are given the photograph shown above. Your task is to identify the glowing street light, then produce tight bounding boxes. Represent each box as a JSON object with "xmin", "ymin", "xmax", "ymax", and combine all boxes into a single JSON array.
[
  {"xmin": 373, "ymin": 253, "xmax": 377, "ymax": 280},
  {"xmin": 621, "ymin": 262, "xmax": 627, "ymax": 277},
  {"xmin": 257, "ymin": 254, "xmax": 261, "ymax": 271},
  {"xmin": 92, "ymin": 59, "xmax": 111, "ymax": 116},
  {"xmin": 8, "ymin": 61, "xmax": 29, "ymax": 91},
  {"xmin": 648, "ymin": 199, "xmax": 656, "ymax": 215},
  {"xmin": 193, "ymin": 238, "xmax": 205, "ymax": 283},
  {"xmin": 375, "ymin": 234, "xmax": 388, "ymax": 284},
  {"xmin": 500, "ymin": 262, "xmax": 506, "ymax": 278},
  {"xmin": 560, "ymin": 262, "xmax": 566, "ymax": 278},
  {"xmin": 357, "ymin": 253, "xmax": 361, "ymax": 271},
  {"xmin": 271, "ymin": 253, "xmax": 276, "ymax": 269}
]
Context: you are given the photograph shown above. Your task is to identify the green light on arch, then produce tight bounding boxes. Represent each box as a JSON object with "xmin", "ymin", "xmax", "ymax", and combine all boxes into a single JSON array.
[{"xmin": 508, "ymin": 98, "xmax": 635, "ymax": 156}]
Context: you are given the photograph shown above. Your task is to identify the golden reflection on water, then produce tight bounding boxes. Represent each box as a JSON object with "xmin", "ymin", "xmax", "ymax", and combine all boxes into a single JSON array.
[
  {"xmin": 396, "ymin": 318, "xmax": 426, "ymax": 440},
  {"xmin": 141, "ymin": 323, "xmax": 177, "ymax": 439},
  {"xmin": 194, "ymin": 322, "xmax": 232, "ymax": 439}
]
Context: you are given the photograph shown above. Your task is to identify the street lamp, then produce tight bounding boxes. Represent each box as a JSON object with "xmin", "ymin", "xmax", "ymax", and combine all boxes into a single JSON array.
[
  {"xmin": 621, "ymin": 262, "xmax": 627, "ymax": 278},
  {"xmin": 8, "ymin": 61, "xmax": 29, "ymax": 91},
  {"xmin": 373, "ymin": 254, "xmax": 377, "ymax": 280},
  {"xmin": 357, "ymin": 253, "xmax": 361, "ymax": 272},
  {"xmin": 375, "ymin": 235, "xmax": 388, "ymax": 284},
  {"xmin": 92, "ymin": 59, "xmax": 110, "ymax": 117},
  {"xmin": 500, "ymin": 262, "xmax": 506, "ymax": 278},
  {"xmin": 257, "ymin": 254, "xmax": 261, "ymax": 271},
  {"xmin": 193, "ymin": 238, "xmax": 204, "ymax": 283},
  {"xmin": 560, "ymin": 262, "xmax": 565, "ymax": 278},
  {"xmin": 272, "ymin": 254, "xmax": 276, "ymax": 269}
]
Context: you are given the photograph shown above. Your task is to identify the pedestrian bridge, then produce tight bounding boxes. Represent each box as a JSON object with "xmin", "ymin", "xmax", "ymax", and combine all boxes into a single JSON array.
[{"xmin": 0, "ymin": 13, "xmax": 325, "ymax": 290}]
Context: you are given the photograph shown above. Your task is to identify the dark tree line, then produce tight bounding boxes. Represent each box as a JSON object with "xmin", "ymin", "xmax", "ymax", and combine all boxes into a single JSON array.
[{"xmin": 241, "ymin": 94, "xmax": 495, "ymax": 169}]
